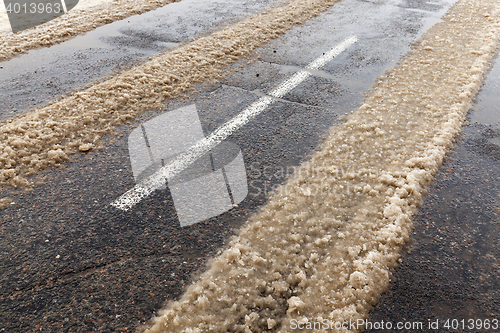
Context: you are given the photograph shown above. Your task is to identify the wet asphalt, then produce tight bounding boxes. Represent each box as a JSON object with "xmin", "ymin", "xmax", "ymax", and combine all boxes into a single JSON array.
[{"xmin": 2, "ymin": 0, "xmax": 498, "ymax": 332}]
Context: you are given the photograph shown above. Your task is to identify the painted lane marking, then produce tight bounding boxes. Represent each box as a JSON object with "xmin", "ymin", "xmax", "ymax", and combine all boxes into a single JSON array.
[{"xmin": 111, "ymin": 36, "xmax": 358, "ymax": 211}]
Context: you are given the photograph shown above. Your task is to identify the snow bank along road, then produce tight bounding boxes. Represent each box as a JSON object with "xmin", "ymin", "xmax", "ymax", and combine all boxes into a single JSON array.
[{"xmin": 0, "ymin": 0, "xmax": 499, "ymax": 331}]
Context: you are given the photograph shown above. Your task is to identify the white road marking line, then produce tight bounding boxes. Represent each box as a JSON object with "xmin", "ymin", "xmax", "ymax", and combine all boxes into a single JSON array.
[
  {"xmin": 61, "ymin": 0, "xmax": 69, "ymax": 13},
  {"xmin": 111, "ymin": 36, "xmax": 358, "ymax": 211}
]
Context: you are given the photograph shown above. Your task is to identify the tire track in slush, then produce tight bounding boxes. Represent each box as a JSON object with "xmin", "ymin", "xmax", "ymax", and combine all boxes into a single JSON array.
[{"xmin": 140, "ymin": 0, "xmax": 500, "ymax": 332}]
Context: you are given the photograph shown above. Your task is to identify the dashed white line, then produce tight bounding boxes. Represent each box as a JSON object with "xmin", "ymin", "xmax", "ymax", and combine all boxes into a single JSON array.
[{"xmin": 111, "ymin": 36, "xmax": 358, "ymax": 211}]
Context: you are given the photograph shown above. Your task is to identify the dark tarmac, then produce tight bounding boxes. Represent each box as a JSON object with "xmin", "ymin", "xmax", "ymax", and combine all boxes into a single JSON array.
[{"xmin": 2, "ymin": 0, "xmax": 498, "ymax": 332}]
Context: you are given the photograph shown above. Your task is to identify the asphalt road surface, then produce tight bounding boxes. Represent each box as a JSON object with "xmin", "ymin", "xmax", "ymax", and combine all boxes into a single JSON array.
[{"xmin": 1, "ymin": 0, "xmax": 499, "ymax": 332}]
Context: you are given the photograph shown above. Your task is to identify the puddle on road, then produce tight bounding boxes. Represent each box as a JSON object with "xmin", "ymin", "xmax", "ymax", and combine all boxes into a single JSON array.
[
  {"xmin": 471, "ymin": 54, "xmax": 500, "ymax": 126},
  {"xmin": 405, "ymin": 0, "xmax": 457, "ymax": 40}
]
